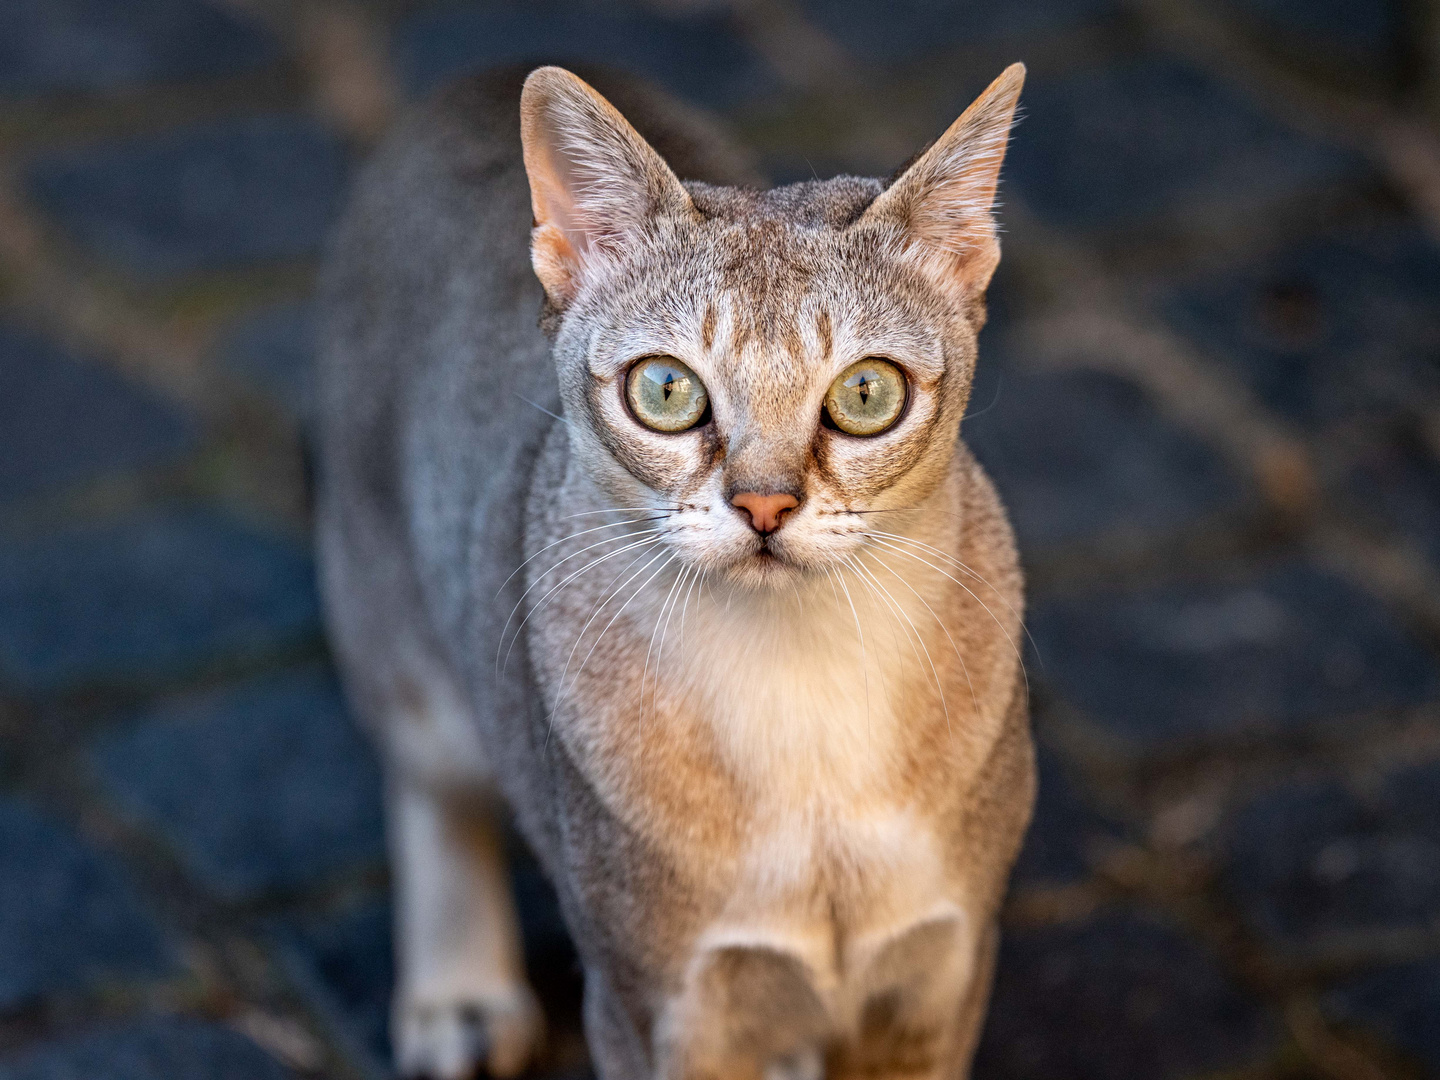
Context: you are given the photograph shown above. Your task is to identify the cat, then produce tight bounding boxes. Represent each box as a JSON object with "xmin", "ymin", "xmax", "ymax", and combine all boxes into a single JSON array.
[{"xmin": 315, "ymin": 59, "xmax": 1032, "ymax": 1080}]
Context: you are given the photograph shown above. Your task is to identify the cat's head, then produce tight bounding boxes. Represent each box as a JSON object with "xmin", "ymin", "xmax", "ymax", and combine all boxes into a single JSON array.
[{"xmin": 520, "ymin": 64, "xmax": 1023, "ymax": 588}]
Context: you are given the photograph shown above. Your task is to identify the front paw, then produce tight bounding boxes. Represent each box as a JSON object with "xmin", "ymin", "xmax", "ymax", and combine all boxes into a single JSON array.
[{"xmin": 394, "ymin": 987, "xmax": 543, "ymax": 1079}]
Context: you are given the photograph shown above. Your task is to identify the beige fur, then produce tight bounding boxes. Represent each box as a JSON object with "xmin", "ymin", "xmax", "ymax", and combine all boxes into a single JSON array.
[{"xmin": 315, "ymin": 62, "xmax": 1032, "ymax": 1080}]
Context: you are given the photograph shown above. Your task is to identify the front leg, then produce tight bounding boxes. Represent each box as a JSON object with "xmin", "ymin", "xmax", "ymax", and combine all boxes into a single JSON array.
[{"xmin": 389, "ymin": 778, "xmax": 543, "ymax": 1079}]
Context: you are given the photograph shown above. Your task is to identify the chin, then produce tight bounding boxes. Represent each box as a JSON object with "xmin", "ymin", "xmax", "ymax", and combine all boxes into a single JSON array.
[{"xmin": 721, "ymin": 547, "xmax": 805, "ymax": 590}]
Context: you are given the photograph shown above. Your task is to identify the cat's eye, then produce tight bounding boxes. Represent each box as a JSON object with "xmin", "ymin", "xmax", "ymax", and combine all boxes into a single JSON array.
[
  {"xmin": 626, "ymin": 356, "xmax": 709, "ymax": 433},
  {"xmin": 823, "ymin": 358, "xmax": 907, "ymax": 436}
]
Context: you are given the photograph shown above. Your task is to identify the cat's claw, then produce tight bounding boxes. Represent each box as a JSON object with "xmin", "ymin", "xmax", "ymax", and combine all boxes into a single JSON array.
[{"xmin": 394, "ymin": 988, "xmax": 543, "ymax": 1080}]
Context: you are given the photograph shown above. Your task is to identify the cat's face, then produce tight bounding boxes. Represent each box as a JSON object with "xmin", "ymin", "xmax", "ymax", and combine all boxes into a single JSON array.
[
  {"xmin": 553, "ymin": 193, "xmax": 976, "ymax": 587},
  {"xmin": 521, "ymin": 65, "xmax": 1023, "ymax": 588}
]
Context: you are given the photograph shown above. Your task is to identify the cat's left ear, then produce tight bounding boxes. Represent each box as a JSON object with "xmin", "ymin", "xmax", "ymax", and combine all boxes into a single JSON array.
[
  {"xmin": 858, "ymin": 63, "xmax": 1025, "ymax": 313},
  {"xmin": 521, "ymin": 66, "xmax": 695, "ymax": 307}
]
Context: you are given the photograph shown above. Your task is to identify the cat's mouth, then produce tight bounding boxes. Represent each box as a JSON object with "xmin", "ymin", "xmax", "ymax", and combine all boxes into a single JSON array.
[
  {"xmin": 714, "ymin": 528, "xmax": 814, "ymax": 586},
  {"xmin": 735, "ymin": 539, "xmax": 799, "ymax": 581}
]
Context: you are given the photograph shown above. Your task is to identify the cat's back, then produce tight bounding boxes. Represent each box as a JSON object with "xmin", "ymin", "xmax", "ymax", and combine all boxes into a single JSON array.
[{"xmin": 314, "ymin": 68, "xmax": 554, "ymax": 702}]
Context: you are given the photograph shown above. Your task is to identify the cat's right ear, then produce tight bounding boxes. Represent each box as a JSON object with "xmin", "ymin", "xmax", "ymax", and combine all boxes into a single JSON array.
[
  {"xmin": 856, "ymin": 63, "xmax": 1024, "ymax": 315},
  {"xmin": 520, "ymin": 66, "xmax": 694, "ymax": 307}
]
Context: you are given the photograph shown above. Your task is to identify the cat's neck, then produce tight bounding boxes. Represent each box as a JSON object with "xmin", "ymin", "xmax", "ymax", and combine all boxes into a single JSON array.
[{"xmin": 644, "ymin": 500, "xmax": 971, "ymax": 803}]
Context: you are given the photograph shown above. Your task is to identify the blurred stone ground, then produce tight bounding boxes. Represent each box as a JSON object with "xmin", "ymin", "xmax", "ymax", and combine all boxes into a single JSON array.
[{"xmin": 2, "ymin": 0, "xmax": 1439, "ymax": 1077}]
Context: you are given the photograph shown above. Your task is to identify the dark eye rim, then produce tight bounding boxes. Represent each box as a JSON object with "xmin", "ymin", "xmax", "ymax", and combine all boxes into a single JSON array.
[
  {"xmin": 820, "ymin": 356, "xmax": 910, "ymax": 437},
  {"xmin": 622, "ymin": 355, "xmax": 712, "ymax": 433}
]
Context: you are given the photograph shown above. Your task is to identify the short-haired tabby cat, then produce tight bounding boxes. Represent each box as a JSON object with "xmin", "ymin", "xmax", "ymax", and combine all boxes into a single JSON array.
[{"xmin": 316, "ymin": 59, "xmax": 1032, "ymax": 1080}]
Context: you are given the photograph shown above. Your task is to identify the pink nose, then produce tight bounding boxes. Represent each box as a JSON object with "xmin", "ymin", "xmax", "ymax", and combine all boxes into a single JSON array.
[{"xmin": 731, "ymin": 492, "xmax": 799, "ymax": 535}]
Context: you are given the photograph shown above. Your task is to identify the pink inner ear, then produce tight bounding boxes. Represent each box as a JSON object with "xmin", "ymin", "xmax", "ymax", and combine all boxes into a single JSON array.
[
  {"xmin": 521, "ymin": 67, "xmax": 688, "ymax": 304},
  {"xmin": 531, "ymin": 133, "xmax": 594, "ymax": 253},
  {"xmin": 524, "ymin": 110, "xmax": 622, "ymax": 301},
  {"xmin": 929, "ymin": 234, "xmax": 1001, "ymax": 306},
  {"xmin": 525, "ymin": 130, "xmax": 587, "ymax": 302},
  {"xmin": 530, "ymin": 220, "xmax": 582, "ymax": 305},
  {"xmin": 857, "ymin": 64, "xmax": 1022, "ymax": 302},
  {"xmin": 883, "ymin": 164, "xmax": 1004, "ymax": 306}
]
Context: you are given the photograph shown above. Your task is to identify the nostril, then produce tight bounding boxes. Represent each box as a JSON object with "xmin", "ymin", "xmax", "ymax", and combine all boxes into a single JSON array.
[{"xmin": 730, "ymin": 492, "xmax": 800, "ymax": 535}]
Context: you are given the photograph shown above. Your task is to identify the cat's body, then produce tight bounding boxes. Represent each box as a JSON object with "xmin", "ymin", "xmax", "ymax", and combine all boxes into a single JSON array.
[{"xmin": 316, "ymin": 63, "xmax": 1032, "ymax": 1080}]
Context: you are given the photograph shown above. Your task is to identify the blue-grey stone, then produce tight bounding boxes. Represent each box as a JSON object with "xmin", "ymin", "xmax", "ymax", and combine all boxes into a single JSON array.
[
  {"xmin": 1163, "ymin": 216, "xmax": 1440, "ymax": 427},
  {"xmin": 1347, "ymin": 434, "xmax": 1440, "ymax": 571},
  {"xmin": 0, "ymin": 324, "xmax": 195, "ymax": 506},
  {"xmin": 0, "ymin": 509, "xmax": 321, "ymax": 693},
  {"xmin": 218, "ymin": 302, "xmax": 315, "ymax": 425},
  {"xmin": 797, "ymin": 0, "xmax": 1116, "ymax": 65},
  {"xmin": 1005, "ymin": 55, "xmax": 1355, "ymax": 228},
  {"xmin": 0, "ymin": 0, "xmax": 277, "ymax": 98},
  {"xmin": 964, "ymin": 366, "xmax": 1244, "ymax": 552},
  {"xmin": 394, "ymin": 1, "xmax": 776, "ymax": 109},
  {"xmin": 0, "ymin": 798, "xmax": 175, "ymax": 1009},
  {"xmin": 1011, "ymin": 745, "xmax": 1121, "ymax": 887},
  {"xmin": 91, "ymin": 668, "xmax": 384, "ymax": 902},
  {"xmin": 975, "ymin": 908, "xmax": 1275, "ymax": 1080},
  {"xmin": 1324, "ymin": 958, "xmax": 1440, "ymax": 1073},
  {"xmin": 26, "ymin": 117, "xmax": 350, "ymax": 277},
  {"xmin": 1226, "ymin": 0, "xmax": 1401, "ymax": 66},
  {"xmin": 1223, "ymin": 761, "xmax": 1440, "ymax": 948},
  {"xmin": 1029, "ymin": 565, "xmax": 1440, "ymax": 749},
  {"xmin": 279, "ymin": 901, "xmax": 393, "ymax": 1072},
  {"xmin": 0, "ymin": 1018, "xmax": 291, "ymax": 1080},
  {"xmin": 1383, "ymin": 759, "xmax": 1440, "ymax": 833}
]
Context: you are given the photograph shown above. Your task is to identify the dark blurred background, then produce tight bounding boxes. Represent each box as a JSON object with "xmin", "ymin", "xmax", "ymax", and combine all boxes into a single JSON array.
[{"xmin": 2, "ymin": 1, "xmax": 1440, "ymax": 1078}]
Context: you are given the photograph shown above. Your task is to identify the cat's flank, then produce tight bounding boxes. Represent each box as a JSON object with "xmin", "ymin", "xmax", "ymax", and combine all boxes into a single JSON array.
[{"xmin": 316, "ymin": 60, "xmax": 1032, "ymax": 1080}]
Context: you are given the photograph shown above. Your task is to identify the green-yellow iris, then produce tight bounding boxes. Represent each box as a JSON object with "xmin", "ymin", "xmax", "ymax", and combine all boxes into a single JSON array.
[
  {"xmin": 824, "ymin": 358, "xmax": 906, "ymax": 435},
  {"xmin": 626, "ymin": 357, "xmax": 709, "ymax": 432}
]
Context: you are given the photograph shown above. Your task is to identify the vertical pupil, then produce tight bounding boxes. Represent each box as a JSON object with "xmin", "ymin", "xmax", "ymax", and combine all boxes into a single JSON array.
[
  {"xmin": 857, "ymin": 375, "xmax": 870, "ymax": 405},
  {"xmin": 661, "ymin": 372, "xmax": 675, "ymax": 401}
]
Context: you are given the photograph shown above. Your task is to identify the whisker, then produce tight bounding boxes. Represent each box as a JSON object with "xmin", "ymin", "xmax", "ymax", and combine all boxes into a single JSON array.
[
  {"xmin": 961, "ymin": 372, "xmax": 1002, "ymax": 421},
  {"xmin": 499, "ymin": 528, "xmax": 661, "ymax": 660},
  {"xmin": 678, "ymin": 563, "xmax": 702, "ymax": 655},
  {"xmin": 839, "ymin": 507, "xmax": 963, "ymax": 518},
  {"xmin": 498, "ymin": 528, "xmax": 660, "ymax": 660},
  {"xmin": 494, "ymin": 517, "xmax": 665, "ymax": 603},
  {"xmin": 540, "ymin": 542, "xmax": 669, "ymax": 688},
  {"xmin": 865, "ymin": 529, "xmax": 1040, "ymax": 666},
  {"xmin": 822, "ymin": 562, "xmax": 844, "ymax": 609},
  {"xmin": 552, "ymin": 549, "xmax": 675, "ymax": 726},
  {"xmin": 562, "ymin": 506, "xmax": 680, "ymax": 519},
  {"xmin": 862, "ymin": 553, "xmax": 973, "ymax": 733},
  {"xmin": 647, "ymin": 564, "xmax": 693, "ymax": 732},
  {"xmin": 857, "ymin": 554, "xmax": 916, "ymax": 717},
  {"xmin": 849, "ymin": 553, "xmax": 940, "ymax": 722},
  {"xmin": 865, "ymin": 535, "xmax": 1030, "ymax": 702},
  {"xmin": 843, "ymin": 555, "xmax": 906, "ymax": 715},
  {"xmin": 641, "ymin": 562, "xmax": 689, "ymax": 735},
  {"xmin": 658, "ymin": 564, "xmax": 692, "ymax": 668},
  {"xmin": 514, "ymin": 393, "xmax": 566, "ymax": 424},
  {"xmin": 870, "ymin": 551, "xmax": 981, "ymax": 723},
  {"xmin": 830, "ymin": 563, "xmax": 871, "ymax": 748},
  {"xmin": 546, "ymin": 544, "xmax": 669, "ymax": 710},
  {"xmin": 500, "ymin": 533, "xmax": 660, "ymax": 675}
]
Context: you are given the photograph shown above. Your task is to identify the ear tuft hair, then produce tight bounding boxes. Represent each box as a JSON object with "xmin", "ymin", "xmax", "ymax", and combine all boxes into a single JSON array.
[
  {"xmin": 858, "ymin": 63, "xmax": 1025, "ymax": 311},
  {"xmin": 520, "ymin": 66, "xmax": 693, "ymax": 306}
]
